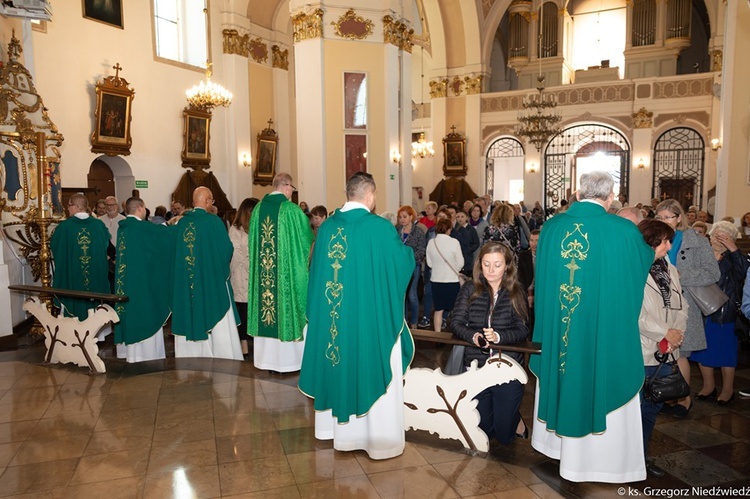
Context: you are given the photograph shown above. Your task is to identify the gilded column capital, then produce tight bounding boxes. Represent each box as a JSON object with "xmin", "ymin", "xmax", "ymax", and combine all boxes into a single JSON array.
[
  {"xmin": 222, "ymin": 29, "xmax": 249, "ymax": 57},
  {"xmin": 464, "ymin": 74, "xmax": 484, "ymax": 95},
  {"xmin": 383, "ymin": 15, "xmax": 414, "ymax": 53},
  {"xmin": 292, "ymin": 8, "xmax": 324, "ymax": 43},
  {"xmin": 449, "ymin": 76, "xmax": 465, "ymax": 96},
  {"xmin": 272, "ymin": 45, "xmax": 289, "ymax": 71},
  {"xmin": 429, "ymin": 78, "xmax": 449, "ymax": 98},
  {"xmin": 711, "ymin": 49, "xmax": 722, "ymax": 72}
]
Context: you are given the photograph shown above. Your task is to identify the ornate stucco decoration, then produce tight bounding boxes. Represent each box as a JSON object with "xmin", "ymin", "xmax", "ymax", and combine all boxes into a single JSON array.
[
  {"xmin": 465, "ymin": 74, "xmax": 484, "ymax": 95},
  {"xmin": 332, "ymin": 9, "xmax": 373, "ymax": 40},
  {"xmin": 249, "ymin": 38, "xmax": 268, "ymax": 64},
  {"xmin": 711, "ymin": 50, "xmax": 723, "ymax": 72},
  {"xmin": 222, "ymin": 29, "xmax": 249, "ymax": 57},
  {"xmin": 272, "ymin": 45, "xmax": 289, "ymax": 71},
  {"xmin": 653, "ymin": 78, "xmax": 712, "ymax": 99},
  {"xmin": 449, "ymin": 76, "xmax": 465, "ymax": 97},
  {"xmin": 429, "ymin": 79, "xmax": 449, "ymax": 99},
  {"xmin": 292, "ymin": 8, "xmax": 324, "ymax": 43},
  {"xmin": 383, "ymin": 15, "xmax": 414, "ymax": 53},
  {"xmin": 632, "ymin": 107, "xmax": 653, "ymax": 129}
]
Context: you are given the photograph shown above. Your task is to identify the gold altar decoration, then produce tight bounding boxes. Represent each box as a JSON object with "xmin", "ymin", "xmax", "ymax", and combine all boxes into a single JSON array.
[{"xmin": 332, "ymin": 9, "xmax": 373, "ymax": 40}]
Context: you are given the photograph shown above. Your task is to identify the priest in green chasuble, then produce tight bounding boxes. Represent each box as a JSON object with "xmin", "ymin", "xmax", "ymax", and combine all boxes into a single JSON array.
[
  {"xmin": 299, "ymin": 172, "xmax": 415, "ymax": 460},
  {"xmin": 529, "ymin": 172, "xmax": 654, "ymax": 483},
  {"xmin": 114, "ymin": 197, "xmax": 175, "ymax": 363},
  {"xmin": 171, "ymin": 187, "xmax": 243, "ymax": 360},
  {"xmin": 247, "ymin": 172, "xmax": 313, "ymax": 372},
  {"xmin": 50, "ymin": 193, "xmax": 110, "ymax": 321}
]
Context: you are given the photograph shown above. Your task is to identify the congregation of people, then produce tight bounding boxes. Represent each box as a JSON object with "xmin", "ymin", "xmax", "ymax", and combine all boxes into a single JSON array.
[{"xmin": 47, "ymin": 170, "xmax": 750, "ymax": 482}]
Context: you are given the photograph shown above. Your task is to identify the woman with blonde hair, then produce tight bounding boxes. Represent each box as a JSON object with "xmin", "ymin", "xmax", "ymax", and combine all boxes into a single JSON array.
[
  {"xmin": 482, "ymin": 203, "xmax": 521, "ymax": 254},
  {"xmin": 654, "ymin": 198, "xmax": 720, "ymax": 417}
]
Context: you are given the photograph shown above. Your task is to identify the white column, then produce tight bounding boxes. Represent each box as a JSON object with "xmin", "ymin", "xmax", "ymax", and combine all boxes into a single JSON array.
[
  {"xmin": 223, "ymin": 51, "xmax": 252, "ymax": 205},
  {"xmin": 293, "ymin": 38, "xmax": 327, "ymax": 205},
  {"xmin": 465, "ymin": 92, "xmax": 482, "ymax": 193},
  {"xmin": 273, "ymin": 66, "xmax": 292, "ymax": 187}
]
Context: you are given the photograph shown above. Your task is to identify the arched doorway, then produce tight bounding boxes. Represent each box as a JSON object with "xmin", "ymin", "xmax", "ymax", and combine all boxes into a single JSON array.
[
  {"xmin": 485, "ymin": 137, "xmax": 525, "ymax": 203},
  {"xmin": 543, "ymin": 124, "xmax": 631, "ymax": 210},
  {"xmin": 652, "ymin": 127, "xmax": 705, "ymax": 210}
]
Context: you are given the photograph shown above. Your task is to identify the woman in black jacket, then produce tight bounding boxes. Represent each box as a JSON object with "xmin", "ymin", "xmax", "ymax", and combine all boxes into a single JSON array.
[{"xmin": 451, "ymin": 241, "xmax": 529, "ymax": 444}]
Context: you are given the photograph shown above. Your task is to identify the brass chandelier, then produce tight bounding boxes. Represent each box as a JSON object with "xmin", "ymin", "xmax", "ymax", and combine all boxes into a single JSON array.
[
  {"xmin": 515, "ymin": 73, "xmax": 561, "ymax": 151},
  {"xmin": 516, "ymin": 34, "xmax": 561, "ymax": 151},
  {"xmin": 186, "ymin": 62, "xmax": 232, "ymax": 110}
]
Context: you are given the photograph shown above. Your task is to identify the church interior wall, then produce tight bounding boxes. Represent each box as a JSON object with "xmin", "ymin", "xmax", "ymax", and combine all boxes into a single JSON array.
[
  {"xmin": 248, "ymin": 62, "xmax": 276, "ymax": 200},
  {"xmin": 26, "ymin": 0, "xmax": 232, "ymax": 211}
]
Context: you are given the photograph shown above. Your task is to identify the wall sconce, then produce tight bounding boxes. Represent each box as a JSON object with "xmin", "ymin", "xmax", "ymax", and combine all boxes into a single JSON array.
[
  {"xmin": 242, "ymin": 153, "xmax": 252, "ymax": 168},
  {"xmin": 636, "ymin": 158, "xmax": 646, "ymax": 169},
  {"xmin": 527, "ymin": 163, "xmax": 536, "ymax": 174},
  {"xmin": 711, "ymin": 138, "xmax": 721, "ymax": 151},
  {"xmin": 391, "ymin": 150, "xmax": 402, "ymax": 164}
]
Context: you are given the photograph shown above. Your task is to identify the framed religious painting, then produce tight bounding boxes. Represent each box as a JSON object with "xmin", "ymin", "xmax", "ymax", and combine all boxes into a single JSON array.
[
  {"xmin": 91, "ymin": 64, "xmax": 134, "ymax": 156},
  {"xmin": 254, "ymin": 120, "xmax": 278, "ymax": 186},
  {"xmin": 442, "ymin": 127, "xmax": 467, "ymax": 177},
  {"xmin": 82, "ymin": 0, "xmax": 124, "ymax": 29},
  {"xmin": 181, "ymin": 107, "xmax": 212, "ymax": 168}
]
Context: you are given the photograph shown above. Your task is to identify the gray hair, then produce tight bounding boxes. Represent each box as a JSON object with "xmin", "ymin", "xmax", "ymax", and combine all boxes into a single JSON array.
[
  {"xmin": 578, "ymin": 171, "xmax": 614, "ymax": 201},
  {"xmin": 709, "ymin": 220, "xmax": 739, "ymax": 240},
  {"xmin": 380, "ymin": 211, "xmax": 397, "ymax": 226}
]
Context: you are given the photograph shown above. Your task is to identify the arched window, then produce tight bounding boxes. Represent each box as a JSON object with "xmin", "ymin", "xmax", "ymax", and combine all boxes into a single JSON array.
[{"xmin": 652, "ymin": 127, "xmax": 705, "ymax": 209}]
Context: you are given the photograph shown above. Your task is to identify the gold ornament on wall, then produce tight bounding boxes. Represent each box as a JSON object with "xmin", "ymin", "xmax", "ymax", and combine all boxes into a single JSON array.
[
  {"xmin": 383, "ymin": 15, "xmax": 414, "ymax": 53},
  {"xmin": 249, "ymin": 38, "xmax": 269, "ymax": 64},
  {"xmin": 465, "ymin": 74, "xmax": 484, "ymax": 94},
  {"xmin": 429, "ymin": 78, "xmax": 449, "ymax": 99},
  {"xmin": 711, "ymin": 50, "xmax": 723, "ymax": 72},
  {"xmin": 632, "ymin": 107, "xmax": 654, "ymax": 129},
  {"xmin": 272, "ymin": 45, "xmax": 289, "ymax": 71},
  {"xmin": 332, "ymin": 9, "xmax": 373, "ymax": 40},
  {"xmin": 222, "ymin": 29, "xmax": 249, "ymax": 57},
  {"xmin": 292, "ymin": 8, "xmax": 324, "ymax": 43},
  {"xmin": 450, "ymin": 76, "xmax": 465, "ymax": 97}
]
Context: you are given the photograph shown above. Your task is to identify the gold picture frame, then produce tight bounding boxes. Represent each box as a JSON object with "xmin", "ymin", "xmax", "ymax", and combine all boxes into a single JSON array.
[
  {"xmin": 181, "ymin": 107, "xmax": 212, "ymax": 168},
  {"xmin": 254, "ymin": 120, "xmax": 278, "ymax": 186},
  {"xmin": 91, "ymin": 64, "xmax": 134, "ymax": 156},
  {"xmin": 442, "ymin": 127, "xmax": 467, "ymax": 177}
]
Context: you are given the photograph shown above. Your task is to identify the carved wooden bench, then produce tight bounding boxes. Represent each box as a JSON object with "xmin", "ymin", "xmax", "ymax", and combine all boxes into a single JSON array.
[
  {"xmin": 9, "ymin": 285, "xmax": 127, "ymax": 373},
  {"xmin": 404, "ymin": 327, "xmax": 540, "ymax": 453}
]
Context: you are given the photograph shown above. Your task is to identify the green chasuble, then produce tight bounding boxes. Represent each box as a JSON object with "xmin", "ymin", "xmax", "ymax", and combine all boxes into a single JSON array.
[
  {"xmin": 247, "ymin": 193, "xmax": 313, "ymax": 340},
  {"xmin": 298, "ymin": 207, "xmax": 415, "ymax": 423},
  {"xmin": 171, "ymin": 208, "xmax": 237, "ymax": 342},
  {"xmin": 50, "ymin": 215, "xmax": 110, "ymax": 321},
  {"xmin": 529, "ymin": 201, "xmax": 654, "ymax": 437},
  {"xmin": 114, "ymin": 217, "xmax": 176, "ymax": 345}
]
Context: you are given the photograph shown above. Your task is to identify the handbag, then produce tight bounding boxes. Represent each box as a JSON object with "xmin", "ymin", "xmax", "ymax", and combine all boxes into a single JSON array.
[
  {"xmin": 644, "ymin": 352, "xmax": 690, "ymax": 403},
  {"xmin": 684, "ymin": 283, "xmax": 729, "ymax": 316}
]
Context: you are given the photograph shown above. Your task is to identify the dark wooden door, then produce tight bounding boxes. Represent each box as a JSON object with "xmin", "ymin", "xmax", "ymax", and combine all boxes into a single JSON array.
[
  {"xmin": 658, "ymin": 178, "xmax": 696, "ymax": 211},
  {"xmin": 87, "ymin": 160, "xmax": 114, "ymax": 207}
]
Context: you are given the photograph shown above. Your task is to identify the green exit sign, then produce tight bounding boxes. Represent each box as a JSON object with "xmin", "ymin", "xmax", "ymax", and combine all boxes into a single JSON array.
[{"xmin": 135, "ymin": 180, "xmax": 148, "ymax": 189}]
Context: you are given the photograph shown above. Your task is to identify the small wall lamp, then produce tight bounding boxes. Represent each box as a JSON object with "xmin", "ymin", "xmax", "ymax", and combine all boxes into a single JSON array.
[
  {"xmin": 636, "ymin": 158, "xmax": 646, "ymax": 169},
  {"xmin": 391, "ymin": 150, "xmax": 402, "ymax": 164},
  {"xmin": 242, "ymin": 153, "xmax": 252, "ymax": 168},
  {"xmin": 710, "ymin": 138, "xmax": 721, "ymax": 151},
  {"xmin": 528, "ymin": 163, "xmax": 536, "ymax": 174}
]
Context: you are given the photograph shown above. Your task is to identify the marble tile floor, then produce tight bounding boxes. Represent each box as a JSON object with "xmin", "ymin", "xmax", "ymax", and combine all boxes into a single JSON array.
[{"xmin": 0, "ymin": 338, "xmax": 749, "ymax": 498}]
